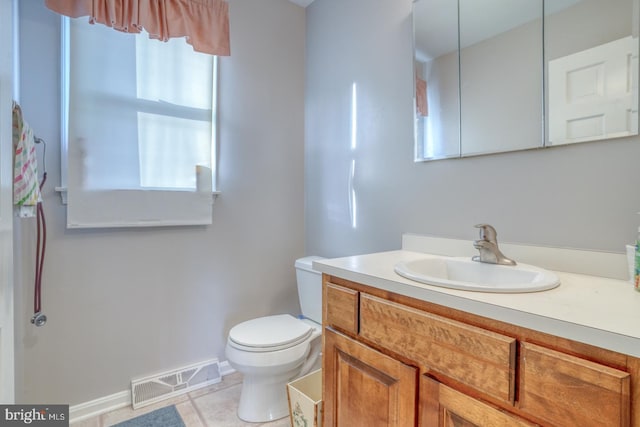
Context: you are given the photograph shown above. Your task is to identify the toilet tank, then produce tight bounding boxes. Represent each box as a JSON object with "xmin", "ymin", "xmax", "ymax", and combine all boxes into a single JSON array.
[{"xmin": 295, "ymin": 256, "xmax": 325, "ymax": 324}]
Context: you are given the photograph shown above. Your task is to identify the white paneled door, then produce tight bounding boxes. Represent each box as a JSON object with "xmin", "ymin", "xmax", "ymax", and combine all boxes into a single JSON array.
[
  {"xmin": 0, "ymin": 0, "xmax": 15, "ymax": 404},
  {"xmin": 549, "ymin": 36, "xmax": 639, "ymax": 145}
]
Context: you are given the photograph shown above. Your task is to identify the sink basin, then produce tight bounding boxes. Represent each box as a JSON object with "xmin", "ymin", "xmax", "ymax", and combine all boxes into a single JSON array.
[{"xmin": 394, "ymin": 256, "xmax": 560, "ymax": 293}]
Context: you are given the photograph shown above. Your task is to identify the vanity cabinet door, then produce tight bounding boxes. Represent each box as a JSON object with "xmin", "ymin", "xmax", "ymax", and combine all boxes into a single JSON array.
[
  {"xmin": 323, "ymin": 328, "xmax": 417, "ymax": 427},
  {"xmin": 420, "ymin": 376, "xmax": 538, "ymax": 427},
  {"xmin": 518, "ymin": 342, "xmax": 630, "ymax": 427}
]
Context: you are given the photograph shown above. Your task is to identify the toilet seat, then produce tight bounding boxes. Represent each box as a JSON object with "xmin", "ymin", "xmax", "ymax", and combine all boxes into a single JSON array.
[{"xmin": 228, "ymin": 314, "xmax": 313, "ymax": 352}]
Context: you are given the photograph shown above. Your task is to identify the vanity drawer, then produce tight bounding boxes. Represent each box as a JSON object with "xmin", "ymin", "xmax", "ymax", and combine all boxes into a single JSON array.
[
  {"xmin": 518, "ymin": 342, "xmax": 630, "ymax": 427},
  {"xmin": 324, "ymin": 282, "xmax": 359, "ymax": 335},
  {"xmin": 359, "ymin": 293, "xmax": 516, "ymax": 404}
]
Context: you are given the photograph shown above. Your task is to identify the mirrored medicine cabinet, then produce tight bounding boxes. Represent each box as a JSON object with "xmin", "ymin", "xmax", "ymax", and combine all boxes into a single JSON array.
[{"xmin": 413, "ymin": 0, "xmax": 640, "ymax": 161}]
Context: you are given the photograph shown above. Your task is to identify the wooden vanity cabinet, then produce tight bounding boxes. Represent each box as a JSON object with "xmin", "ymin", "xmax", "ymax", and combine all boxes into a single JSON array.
[
  {"xmin": 324, "ymin": 328, "xmax": 417, "ymax": 427},
  {"xmin": 359, "ymin": 293, "xmax": 516, "ymax": 404},
  {"xmin": 420, "ymin": 376, "xmax": 537, "ymax": 427},
  {"xmin": 322, "ymin": 275, "xmax": 637, "ymax": 427},
  {"xmin": 324, "ymin": 282, "xmax": 359, "ymax": 335},
  {"xmin": 518, "ymin": 342, "xmax": 630, "ymax": 426}
]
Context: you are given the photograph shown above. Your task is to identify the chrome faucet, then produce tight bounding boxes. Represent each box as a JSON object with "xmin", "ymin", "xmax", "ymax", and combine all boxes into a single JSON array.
[{"xmin": 472, "ymin": 224, "xmax": 516, "ymax": 266}]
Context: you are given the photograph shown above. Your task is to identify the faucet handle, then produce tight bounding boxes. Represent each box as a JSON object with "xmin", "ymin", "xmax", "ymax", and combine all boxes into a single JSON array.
[{"xmin": 474, "ymin": 224, "xmax": 498, "ymax": 242}]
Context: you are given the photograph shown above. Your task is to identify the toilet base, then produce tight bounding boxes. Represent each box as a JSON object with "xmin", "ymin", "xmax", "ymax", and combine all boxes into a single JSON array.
[{"xmin": 237, "ymin": 369, "xmax": 299, "ymax": 422}]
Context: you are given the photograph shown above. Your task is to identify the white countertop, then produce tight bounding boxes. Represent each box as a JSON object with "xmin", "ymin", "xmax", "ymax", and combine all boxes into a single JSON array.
[{"xmin": 314, "ymin": 249, "xmax": 640, "ymax": 358}]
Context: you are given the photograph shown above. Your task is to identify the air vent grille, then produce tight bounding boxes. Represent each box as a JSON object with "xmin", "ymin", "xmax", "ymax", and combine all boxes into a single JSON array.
[{"xmin": 131, "ymin": 359, "xmax": 221, "ymax": 409}]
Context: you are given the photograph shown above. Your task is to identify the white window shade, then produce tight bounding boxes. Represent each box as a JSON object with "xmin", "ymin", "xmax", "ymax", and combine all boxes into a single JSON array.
[{"xmin": 64, "ymin": 17, "xmax": 217, "ymax": 228}]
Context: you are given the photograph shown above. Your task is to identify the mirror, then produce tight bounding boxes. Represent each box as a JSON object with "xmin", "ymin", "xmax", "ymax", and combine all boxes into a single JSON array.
[
  {"xmin": 546, "ymin": 0, "xmax": 639, "ymax": 146},
  {"xmin": 459, "ymin": 0, "xmax": 542, "ymax": 157},
  {"xmin": 413, "ymin": 0, "xmax": 640, "ymax": 161},
  {"xmin": 413, "ymin": 0, "xmax": 460, "ymax": 160}
]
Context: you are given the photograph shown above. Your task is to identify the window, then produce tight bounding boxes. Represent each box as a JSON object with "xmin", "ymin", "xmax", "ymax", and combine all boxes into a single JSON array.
[{"xmin": 60, "ymin": 17, "xmax": 218, "ymax": 228}]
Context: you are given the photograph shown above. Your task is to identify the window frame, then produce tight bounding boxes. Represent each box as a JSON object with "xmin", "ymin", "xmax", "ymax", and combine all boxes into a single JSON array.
[{"xmin": 56, "ymin": 16, "xmax": 219, "ymax": 204}]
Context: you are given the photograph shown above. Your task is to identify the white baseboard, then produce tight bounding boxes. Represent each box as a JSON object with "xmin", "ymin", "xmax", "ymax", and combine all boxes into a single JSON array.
[
  {"xmin": 69, "ymin": 390, "xmax": 131, "ymax": 423},
  {"xmin": 69, "ymin": 360, "xmax": 236, "ymax": 423}
]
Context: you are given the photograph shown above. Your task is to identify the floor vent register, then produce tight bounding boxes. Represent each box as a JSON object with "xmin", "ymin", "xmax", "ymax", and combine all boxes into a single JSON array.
[{"xmin": 131, "ymin": 359, "xmax": 222, "ymax": 409}]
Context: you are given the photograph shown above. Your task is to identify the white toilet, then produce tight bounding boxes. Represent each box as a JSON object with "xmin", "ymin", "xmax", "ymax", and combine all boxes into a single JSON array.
[{"xmin": 225, "ymin": 256, "xmax": 324, "ymax": 423}]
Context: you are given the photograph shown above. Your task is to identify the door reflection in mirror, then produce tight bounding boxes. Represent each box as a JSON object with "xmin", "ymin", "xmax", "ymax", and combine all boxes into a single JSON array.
[{"xmin": 546, "ymin": 0, "xmax": 639, "ymax": 146}]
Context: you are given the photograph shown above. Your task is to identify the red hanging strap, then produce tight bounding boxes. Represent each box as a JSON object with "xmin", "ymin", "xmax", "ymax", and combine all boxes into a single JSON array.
[{"xmin": 32, "ymin": 172, "xmax": 47, "ymax": 326}]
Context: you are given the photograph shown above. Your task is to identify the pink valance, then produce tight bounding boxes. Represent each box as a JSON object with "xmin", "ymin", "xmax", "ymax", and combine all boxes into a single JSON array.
[{"xmin": 45, "ymin": 0, "xmax": 230, "ymax": 56}]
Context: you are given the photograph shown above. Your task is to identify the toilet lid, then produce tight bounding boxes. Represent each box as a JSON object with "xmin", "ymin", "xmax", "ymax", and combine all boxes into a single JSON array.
[{"xmin": 229, "ymin": 314, "xmax": 313, "ymax": 350}]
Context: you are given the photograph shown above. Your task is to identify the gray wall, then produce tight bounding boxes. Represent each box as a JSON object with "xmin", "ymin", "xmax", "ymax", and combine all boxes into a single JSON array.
[
  {"xmin": 16, "ymin": 0, "xmax": 305, "ymax": 405},
  {"xmin": 305, "ymin": 0, "xmax": 640, "ymax": 258}
]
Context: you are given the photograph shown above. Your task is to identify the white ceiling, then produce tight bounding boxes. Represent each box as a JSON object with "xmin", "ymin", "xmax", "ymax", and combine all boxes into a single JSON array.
[{"xmin": 288, "ymin": 0, "xmax": 315, "ymax": 7}]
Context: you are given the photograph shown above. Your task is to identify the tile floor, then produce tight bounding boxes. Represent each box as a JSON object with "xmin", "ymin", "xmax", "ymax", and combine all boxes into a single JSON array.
[{"xmin": 70, "ymin": 372, "xmax": 291, "ymax": 427}]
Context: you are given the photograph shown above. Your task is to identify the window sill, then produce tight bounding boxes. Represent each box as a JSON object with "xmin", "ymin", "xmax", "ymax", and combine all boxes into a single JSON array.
[{"xmin": 54, "ymin": 186, "xmax": 221, "ymax": 205}]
